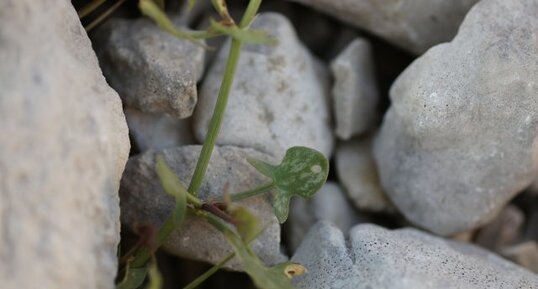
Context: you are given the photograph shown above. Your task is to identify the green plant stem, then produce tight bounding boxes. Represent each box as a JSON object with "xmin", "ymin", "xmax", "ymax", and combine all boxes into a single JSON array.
[
  {"xmin": 239, "ymin": 0, "xmax": 262, "ymax": 27},
  {"xmin": 183, "ymin": 226, "xmax": 266, "ymax": 289},
  {"xmin": 78, "ymin": 0, "xmax": 107, "ymax": 18},
  {"xmin": 183, "ymin": 253, "xmax": 234, "ymax": 289},
  {"xmin": 187, "ymin": 38, "xmax": 243, "ymax": 196},
  {"xmin": 230, "ymin": 183, "xmax": 274, "ymax": 202}
]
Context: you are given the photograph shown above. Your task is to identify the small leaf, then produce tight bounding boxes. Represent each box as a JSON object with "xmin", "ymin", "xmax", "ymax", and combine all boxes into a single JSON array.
[
  {"xmin": 155, "ymin": 155, "xmax": 188, "ymax": 241},
  {"xmin": 116, "ymin": 260, "xmax": 148, "ymax": 289},
  {"xmin": 155, "ymin": 155, "xmax": 186, "ymax": 199},
  {"xmin": 229, "ymin": 206, "xmax": 259, "ymax": 241},
  {"xmin": 248, "ymin": 147, "xmax": 329, "ymax": 223},
  {"xmin": 209, "ymin": 19, "xmax": 277, "ymax": 45},
  {"xmin": 223, "ymin": 230, "xmax": 299, "ymax": 289},
  {"xmin": 145, "ymin": 260, "xmax": 163, "ymax": 289}
]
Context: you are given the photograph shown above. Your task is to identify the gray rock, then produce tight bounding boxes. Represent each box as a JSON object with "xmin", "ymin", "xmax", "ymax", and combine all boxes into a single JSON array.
[
  {"xmin": 124, "ymin": 108, "xmax": 196, "ymax": 152},
  {"xmin": 0, "ymin": 1, "xmax": 130, "ymax": 288},
  {"xmin": 288, "ymin": 182, "xmax": 364, "ymax": 252},
  {"xmin": 330, "ymin": 38, "xmax": 379, "ymax": 140},
  {"xmin": 194, "ymin": 13, "xmax": 334, "ymax": 160},
  {"xmin": 289, "ymin": 0, "xmax": 479, "ymax": 54},
  {"xmin": 120, "ymin": 145, "xmax": 286, "ymax": 270},
  {"xmin": 336, "ymin": 137, "xmax": 395, "ymax": 212},
  {"xmin": 374, "ymin": 0, "xmax": 538, "ymax": 235},
  {"xmin": 475, "ymin": 205, "xmax": 524, "ymax": 251},
  {"xmin": 292, "ymin": 222, "xmax": 538, "ymax": 289},
  {"xmin": 93, "ymin": 17, "xmax": 205, "ymax": 118}
]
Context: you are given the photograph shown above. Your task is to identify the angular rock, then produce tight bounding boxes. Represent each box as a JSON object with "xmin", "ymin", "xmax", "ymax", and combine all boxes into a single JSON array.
[
  {"xmin": 475, "ymin": 205, "xmax": 524, "ymax": 250},
  {"xmin": 502, "ymin": 242, "xmax": 538, "ymax": 274},
  {"xmin": 336, "ymin": 137, "xmax": 395, "ymax": 212},
  {"xmin": 93, "ymin": 17, "xmax": 205, "ymax": 118},
  {"xmin": 292, "ymin": 222, "xmax": 538, "ymax": 289},
  {"xmin": 0, "ymin": 1, "xmax": 130, "ymax": 288},
  {"xmin": 330, "ymin": 38, "xmax": 379, "ymax": 140},
  {"xmin": 288, "ymin": 182, "xmax": 364, "ymax": 252},
  {"xmin": 120, "ymin": 145, "xmax": 286, "ymax": 269},
  {"xmin": 194, "ymin": 13, "xmax": 333, "ymax": 159},
  {"xmin": 289, "ymin": 0, "xmax": 479, "ymax": 54},
  {"xmin": 374, "ymin": 0, "xmax": 538, "ymax": 235},
  {"xmin": 124, "ymin": 108, "xmax": 195, "ymax": 152}
]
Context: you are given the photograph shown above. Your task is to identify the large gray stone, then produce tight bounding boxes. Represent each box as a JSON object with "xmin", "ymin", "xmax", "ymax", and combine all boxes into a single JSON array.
[
  {"xmin": 288, "ymin": 182, "xmax": 364, "ymax": 252},
  {"xmin": 289, "ymin": 0, "xmax": 479, "ymax": 54},
  {"xmin": 0, "ymin": 1, "xmax": 130, "ymax": 288},
  {"xmin": 336, "ymin": 137, "xmax": 395, "ymax": 212},
  {"xmin": 194, "ymin": 13, "xmax": 333, "ymax": 160},
  {"xmin": 120, "ymin": 145, "xmax": 286, "ymax": 270},
  {"xmin": 292, "ymin": 222, "xmax": 538, "ymax": 289},
  {"xmin": 93, "ymin": 17, "xmax": 205, "ymax": 118},
  {"xmin": 124, "ymin": 108, "xmax": 196, "ymax": 152},
  {"xmin": 374, "ymin": 0, "xmax": 538, "ymax": 235},
  {"xmin": 331, "ymin": 38, "xmax": 379, "ymax": 140}
]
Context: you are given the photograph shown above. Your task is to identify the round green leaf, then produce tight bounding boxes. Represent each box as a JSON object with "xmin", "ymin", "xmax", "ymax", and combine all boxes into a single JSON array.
[{"xmin": 248, "ymin": 146, "xmax": 329, "ymax": 223}]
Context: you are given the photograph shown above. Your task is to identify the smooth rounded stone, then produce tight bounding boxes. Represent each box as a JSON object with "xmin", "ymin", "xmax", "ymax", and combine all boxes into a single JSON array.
[
  {"xmin": 0, "ymin": 0, "xmax": 130, "ymax": 288},
  {"xmin": 502, "ymin": 242, "xmax": 538, "ymax": 274},
  {"xmin": 124, "ymin": 108, "xmax": 196, "ymax": 152},
  {"xmin": 193, "ymin": 13, "xmax": 334, "ymax": 160},
  {"xmin": 336, "ymin": 137, "xmax": 395, "ymax": 212},
  {"xmin": 475, "ymin": 204, "xmax": 524, "ymax": 251},
  {"xmin": 93, "ymin": 17, "xmax": 205, "ymax": 118},
  {"xmin": 330, "ymin": 38, "xmax": 379, "ymax": 140},
  {"xmin": 120, "ymin": 145, "xmax": 286, "ymax": 270},
  {"xmin": 287, "ymin": 182, "xmax": 364, "ymax": 252},
  {"xmin": 291, "ymin": 222, "xmax": 538, "ymax": 289},
  {"xmin": 374, "ymin": 0, "xmax": 538, "ymax": 236},
  {"xmin": 288, "ymin": 0, "xmax": 479, "ymax": 54}
]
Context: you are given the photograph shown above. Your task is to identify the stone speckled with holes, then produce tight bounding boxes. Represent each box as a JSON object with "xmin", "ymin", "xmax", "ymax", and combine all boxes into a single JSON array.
[
  {"xmin": 292, "ymin": 222, "xmax": 538, "ymax": 289},
  {"xmin": 93, "ymin": 17, "xmax": 205, "ymax": 118},
  {"xmin": 374, "ymin": 0, "xmax": 538, "ymax": 235}
]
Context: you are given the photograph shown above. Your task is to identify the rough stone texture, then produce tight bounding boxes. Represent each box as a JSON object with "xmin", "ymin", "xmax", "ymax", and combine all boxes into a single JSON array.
[
  {"xmin": 124, "ymin": 108, "xmax": 196, "ymax": 152},
  {"xmin": 194, "ymin": 13, "xmax": 333, "ymax": 160},
  {"xmin": 93, "ymin": 17, "xmax": 205, "ymax": 118},
  {"xmin": 0, "ymin": 1, "xmax": 130, "ymax": 288},
  {"xmin": 289, "ymin": 0, "xmax": 479, "ymax": 54},
  {"xmin": 292, "ymin": 222, "xmax": 538, "ymax": 289},
  {"xmin": 336, "ymin": 137, "xmax": 395, "ymax": 212},
  {"xmin": 120, "ymin": 146, "xmax": 286, "ymax": 270},
  {"xmin": 475, "ymin": 205, "xmax": 524, "ymax": 250},
  {"xmin": 502, "ymin": 242, "xmax": 538, "ymax": 274},
  {"xmin": 330, "ymin": 38, "xmax": 379, "ymax": 140},
  {"xmin": 374, "ymin": 0, "xmax": 538, "ymax": 235},
  {"xmin": 287, "ymin": 182, "xmax": 364, "ymax": 252}
]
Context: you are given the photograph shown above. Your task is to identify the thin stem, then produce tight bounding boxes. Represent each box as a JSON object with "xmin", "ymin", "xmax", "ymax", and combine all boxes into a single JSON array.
[
  {"xmin": 187, "ymin": 38, "xmax": 243, "ymax": 196},
  {"xmin": 230, "ymin": 183, "xmax": 275, "ymax": 202},
  {"xmin": 84, "ymin": 0, "xmax": 126, "ymax": 32},
  {"xmin": 189, "ymin": 29, "xmax": 223, "ymax": 39},
  {"xmin": 183, "ymin": 254, "xmax": 234, "ymax": 289},
  {"xmin": 239, "ymin": 0, "xmax": 262, "ymax": 28},
  {"xmin": 78, "ymin": 0, "xmax": 107, "ymax": 18},
  {"xmin": 183, "ymin": 226, "xmax": 266, "ymax": 289}
]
